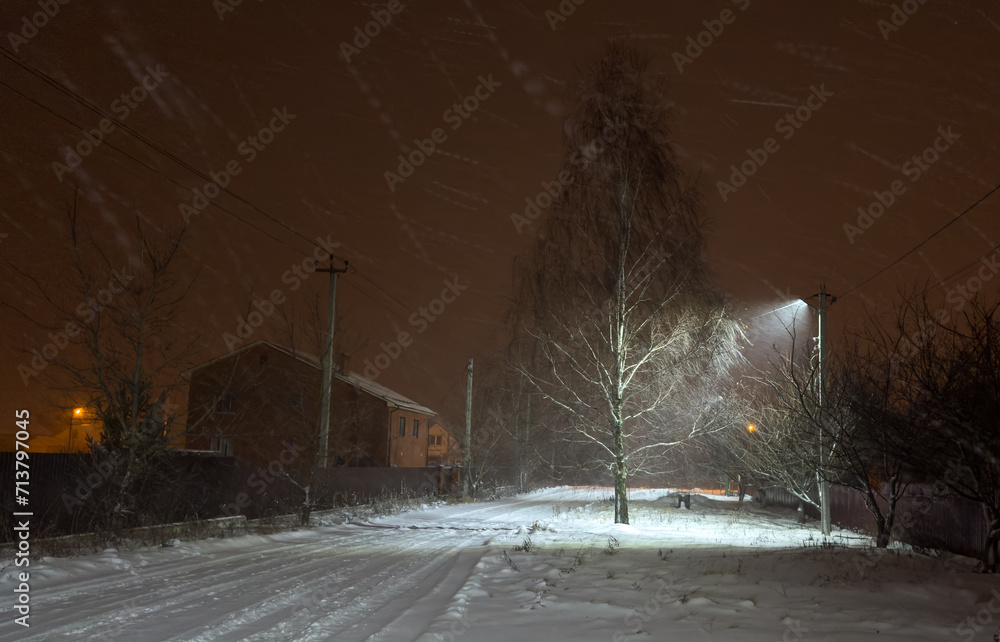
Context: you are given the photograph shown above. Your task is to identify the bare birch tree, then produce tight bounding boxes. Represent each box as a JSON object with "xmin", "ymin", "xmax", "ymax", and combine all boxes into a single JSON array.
[{"xmin": 510, "ymin": 42, "xmax": 744, "ymax": 524}]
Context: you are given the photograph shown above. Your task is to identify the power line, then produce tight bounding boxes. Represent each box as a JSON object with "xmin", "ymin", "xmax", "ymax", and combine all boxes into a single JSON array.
[
  {"xmin": 840, "ymin": 181, "xmax": 1000, "ymax": 299},
  {"xmin": 0, "ymin": 47, "xmax": 320, "ymax": 251},
  {"xmin": 0, "ymin": 79, "xmax": 309, "ymax": 258},
  {"xmin": 0, "ymin": 50, "xmax": 420, "ymax": 322},
  {"xmin": 359, "ymin": 273, "xmax": 413, "ymax": 315},
  {"xmin": 929, "ymin": 241, "xmax": 1000, "ymax": 293}
]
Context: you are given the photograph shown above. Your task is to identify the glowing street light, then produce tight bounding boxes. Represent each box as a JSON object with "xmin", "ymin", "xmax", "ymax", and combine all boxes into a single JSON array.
[
  {"xmin": 746, "ymin": 423, "xmax": 756, "ymax": 433},
  {"xmin": 69, "ymin": 407, "xmax": 84, "ymax": 453}
]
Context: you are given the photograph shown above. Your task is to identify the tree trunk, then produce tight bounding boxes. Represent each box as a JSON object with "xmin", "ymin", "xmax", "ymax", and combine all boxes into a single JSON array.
[
  {"xmin": 738, "ymin": 482, "xmax": 747, "ymax": 503},
  {"xmin": 300, "ymin": 484, "xmax": 311, "ymax": 526},
  {"xmin": 613, "ymin": 422, "xmax": 628, "ymax": 524},
  {"xmin": 983, "ymin": 506, "xmax": 1000, "ymax": 573},
  {"xmin": 862, "ymin": 488, "xmax": 888, "ymax": 548},
  {"xmin": 877, "ymin": 476, "xmax": 898, "ymax": 549}
]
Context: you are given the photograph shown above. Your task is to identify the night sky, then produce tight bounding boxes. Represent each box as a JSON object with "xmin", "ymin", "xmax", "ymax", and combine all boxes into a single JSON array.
[{"xmin": 3, "ymin": 0, "xmax": 999, "ymax": 437}]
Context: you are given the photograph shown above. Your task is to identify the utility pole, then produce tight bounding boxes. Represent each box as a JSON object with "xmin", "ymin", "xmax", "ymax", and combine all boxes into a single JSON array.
[
  {"xmin": 521, "ymin": 389, "xmax": 531, "ymax": 493},
  {"xmin": 316, "ymin": 258, "xmax": 348, "ymax": 468},
  {"xmin": 463, "ymin": 358, "xmax": 473, "ymax": 497},
  {"xmin": 816, "ymin": 283, "xmax": 833, "ymax": 536}
]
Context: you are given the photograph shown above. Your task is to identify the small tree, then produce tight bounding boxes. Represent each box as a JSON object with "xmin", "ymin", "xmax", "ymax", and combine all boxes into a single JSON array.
[
  {"xmin": 752, "ymin": 317, "xmax": 919, "ymax": 545},
  {"xmin": 829, "ymin": 334, "xmax": 914, "ymax": 548},
  {"xmin": 8, "ymin": 200, "xmax": 206, "ymax": 533},
  {"xmin": 891, "ymin": 293, "xmax": 1000, "ymax": 570}
]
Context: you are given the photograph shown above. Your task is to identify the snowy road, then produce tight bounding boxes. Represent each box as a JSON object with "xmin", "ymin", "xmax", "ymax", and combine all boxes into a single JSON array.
[
  {"xmin": 1, "ymin": 489, "xmax": 616, "ymax": 641},
  {"xmin": 1, "ymin": 488, "xmax": 995, "ymax": 641}
]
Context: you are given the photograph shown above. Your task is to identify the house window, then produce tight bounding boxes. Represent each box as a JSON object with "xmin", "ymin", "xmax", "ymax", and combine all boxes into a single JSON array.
[
  {"xmin": 399, "ymin": 416, "xmax": 406, "ymax": 437},
  {"xmin": 429, "ymin": 434, "xmax": 441, "ymax": 446},
  {"xmin": 413, "ymin": 419, "xmax": 419, "ymax": 438},
  {"xmin": 217, "ymin": 391, "xmax": 235, "ymax": 414}
]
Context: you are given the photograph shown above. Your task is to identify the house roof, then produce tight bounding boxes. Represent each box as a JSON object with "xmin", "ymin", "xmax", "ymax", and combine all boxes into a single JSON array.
[
  {"xmin": 429, "ymin": 420, "xmax": 460, "ymax": 439},
  {"xmin": 182, "ymin": 339, "xmax": 436, "ymax": 416},
  {"xmin": 428, "ymin": 421, "xmax": 463, "ymax": 452},
  {"xmin": 334, "ymin": 370, "xmax": 435, "ymax": 416}
]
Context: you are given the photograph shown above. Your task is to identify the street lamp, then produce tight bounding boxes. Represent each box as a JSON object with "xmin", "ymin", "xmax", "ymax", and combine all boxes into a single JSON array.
[
  {"xmin": 803, "ymin": 284, "xmax": 837, "ymax": 537},
  {"xmin": 69, "ymin": 407, "xmax": 84, "ymax": 453}
]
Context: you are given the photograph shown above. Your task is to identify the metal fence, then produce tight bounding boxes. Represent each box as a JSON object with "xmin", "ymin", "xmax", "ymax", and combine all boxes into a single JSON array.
[
  {"xmin": 763, "ymin": 483, "xmax": 987, "ymax": 559},
  {"xmin": 0, "ymin": 452, "xmax": 460, "ymax": 543}
]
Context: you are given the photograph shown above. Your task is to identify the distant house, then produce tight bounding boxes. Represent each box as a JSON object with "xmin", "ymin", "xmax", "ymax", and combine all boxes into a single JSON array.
[
  {"xmin": 182, "ymin": 340, "xmax": 436, "ymax": 469},
  {"xmin": 427, "ymin": 421, "xmax": 462, "ymax": 467}
]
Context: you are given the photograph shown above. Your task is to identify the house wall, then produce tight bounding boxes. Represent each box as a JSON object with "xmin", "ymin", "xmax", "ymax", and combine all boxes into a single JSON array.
[
  {"xmin": 428, "ymin": 422, "xmax": 461, "ymax": 466},
  {"xmin": 185, "ymin": 343, "xmax": 431, "ymax": 469},
  {"xmin": 386, "ymin": 408, "xmax": 430, "ymax": 467},
  {"xmin": 186, "ymin": 343, "xmax": 320, "ymax": 471}
]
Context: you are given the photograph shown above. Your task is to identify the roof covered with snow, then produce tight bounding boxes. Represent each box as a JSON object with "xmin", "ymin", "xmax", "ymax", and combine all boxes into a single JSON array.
[{"xmin": 183, "ymin": 340, "xmax": 435, "ymax": 416}]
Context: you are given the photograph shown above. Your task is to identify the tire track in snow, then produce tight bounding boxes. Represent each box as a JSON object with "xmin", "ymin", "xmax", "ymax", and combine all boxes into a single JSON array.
[
  {"xmin": 258, "ymin": 535, "xmax": 486, "ymax": 642},
  {"xmin": 4, "ymin": 527, "xmax": 394, "ymax": 641}
]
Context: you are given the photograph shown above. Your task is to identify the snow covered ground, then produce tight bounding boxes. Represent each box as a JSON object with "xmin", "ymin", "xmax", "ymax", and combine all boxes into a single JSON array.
[{"xmin": 1, "ymin": 487, "xmax": 996, "ymax": 641}]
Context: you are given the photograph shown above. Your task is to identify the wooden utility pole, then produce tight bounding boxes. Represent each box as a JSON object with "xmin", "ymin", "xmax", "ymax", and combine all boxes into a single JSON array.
[
  {"xmin": 463, "ymin": 357, "xmax": 473, "ymax": 497},
  {"xmin": 316, "ymin": 258, "xmax": 348, "ymax": 468}
]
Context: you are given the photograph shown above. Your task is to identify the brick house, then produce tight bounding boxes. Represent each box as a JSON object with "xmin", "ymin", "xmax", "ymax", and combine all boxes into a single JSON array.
[
  {"xmin": 427, "ymin": 421, "xmax": 462, "ymax": 467},
  {"xmin": 183, "ymin": 340, "xmax": 436, "ymax": 469}
]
